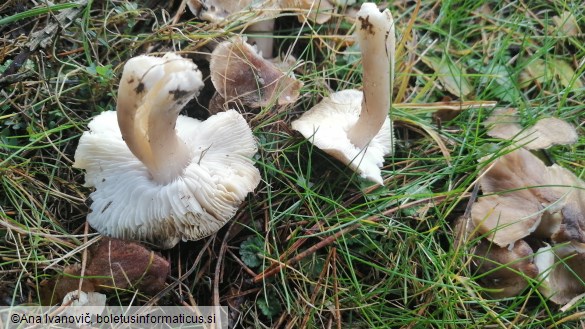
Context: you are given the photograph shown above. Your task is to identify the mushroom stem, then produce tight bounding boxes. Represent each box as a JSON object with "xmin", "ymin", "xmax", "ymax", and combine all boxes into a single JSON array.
[
  {"xmin": 245, "ymin": 18, "xmax": 276, "ymax": 58},
  {"xmin": 347, "ymin": 3, "xmax": 394, "ymax": 149},
  {"xmin": 141, "ymin": 77, "xmax": 191, "ymax": 184},
  {"xmin": 117, "ymin": 54, "xmax": 204, "ymax": 185}
]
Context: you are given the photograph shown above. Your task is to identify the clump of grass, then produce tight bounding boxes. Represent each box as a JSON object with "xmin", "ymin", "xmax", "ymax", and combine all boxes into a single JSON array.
[{"xmin": 1, "ymin": 0, "xmax": 584, "ymax": 327}]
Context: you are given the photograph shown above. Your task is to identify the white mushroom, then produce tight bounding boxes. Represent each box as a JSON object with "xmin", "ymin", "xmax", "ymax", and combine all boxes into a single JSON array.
[
  {"xmin": 74, "ymin": 53, "xmax": 261, "ymax": 249},
  {"xmin": 291, "ymin": 2, "xmax": 394, "ymax": 184}
]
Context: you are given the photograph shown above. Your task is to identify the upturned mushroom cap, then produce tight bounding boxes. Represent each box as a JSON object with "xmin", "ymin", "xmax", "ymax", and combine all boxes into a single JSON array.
[
  {"xmin": 535, "ymin": 242, "xmax": 585, "ymax": 305},
  {"xmin": 291, "ymin": 2, "xmax": 394, "ymax": 184},
  {"xmin": 291, "ymin": 89, "xmax": 392, "ymax": 184},
  {"xmin": 210, "ymin": 36, "xmax": 302, "ymax": 108},
  {"xmin": 74, "ymin": 53, "xmax": 261, "ymax": 249},
  {"xmin": 472, "ymin": 239, "xmax": 539, "ymax": 298}
]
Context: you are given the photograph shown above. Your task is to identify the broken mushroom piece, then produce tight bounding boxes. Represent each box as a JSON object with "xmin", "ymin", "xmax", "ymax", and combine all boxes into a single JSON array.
[
  {"xmin": 210, "ymin": 36, "xmax": 302, "ymax": 108},
  {"xmin": 472, "ymin": 239, "xmax": 539, "ymax": 299},
  {"xmin": 291, "ymin": 2, "xmax": 394, "ymax": 184},
  {"xmin": 535, "ymin": 242, "xmax": 585, "ymax": 305},
  {"xmin": 74, "ymin": 53, "xmax": 261, "ymax": 249}
]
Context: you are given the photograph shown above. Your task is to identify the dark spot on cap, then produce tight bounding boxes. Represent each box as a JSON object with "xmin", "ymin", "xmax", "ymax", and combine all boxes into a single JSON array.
[
  {"xmin": 359, "ymin": 15, "xmax": 374, "ymax": 34},
  {"xmin": 169, "ymin": 88, "xmax": 189, "ymax": 101},
  {"xmin": 135, "ymin": 82, "xmax": 145, "ymax": 94},
  {"xmin": 128, "ymin": 77, "xmax": 135, "ymax": 84}
]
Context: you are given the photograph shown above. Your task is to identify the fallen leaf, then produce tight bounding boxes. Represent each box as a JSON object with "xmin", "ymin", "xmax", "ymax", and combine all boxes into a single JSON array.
[
  {"xmin": 422, "ymin": 55, "xmax": 473, "ymax": 97},
  {"xmin": 552, "ymin": 11, "xmax": 581, "ymax": 37},
  {"xmin": 520, "ymin": 57, "xmax": 583, "ymax": 89},
  {"xmin": 551, "ymin": 58, "xmax": 584, "ymax": 89}
]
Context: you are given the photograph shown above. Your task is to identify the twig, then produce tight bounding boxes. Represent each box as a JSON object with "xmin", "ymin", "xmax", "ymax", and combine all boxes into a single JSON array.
[{"xmin": 332, "ymin": 248, "xmax": 341, "ymax": 329}]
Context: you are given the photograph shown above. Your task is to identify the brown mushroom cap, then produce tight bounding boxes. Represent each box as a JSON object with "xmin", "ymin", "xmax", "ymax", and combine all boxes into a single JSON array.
[
  {"xmin": 209, "ymin": 36, "xmax": 302, "ymax": 108},
  {"xmin": 472, "ymin": 239, "xmax": 539, "ymax": 298},
  {"xmin": 485, "ymin": 108, "xmax": 578, "ymax": 150},
  {"xmin": 472, "ymin": 148, "xmax": 551, "ymax": 247},
  {"xmin": 471, "ymin": 147, "xmax": 585, "ymax": 247}
]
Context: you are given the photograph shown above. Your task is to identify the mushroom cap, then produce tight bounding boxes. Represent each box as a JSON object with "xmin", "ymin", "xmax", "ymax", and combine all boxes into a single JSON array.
[
  {"xmin": 74, "ymin": 110, "xmax": 261, "ymax": 249},
  {"xmin": 189, "ymin": 0, "xmax": 252, "ymax": 23},
  {"xmin": 472, "ymin": 148, "xmax": 585, "ymax": 247},
  {"xmin": 210, "ymin": 36, "xmax": 302, "ymax": 108},
  {"xmin": 280, "ymin": 0, "xmax": 334, "ymax": 24},
  {"xmin": 291, "ymin": 89, "xmax": 393, "ymax": 184},
  {"xmin": 471, "ymin": 148, "xmax": 548, "ymax": 247},
  {"xmin": 485, "ymin": 108, "xmax": 578, "ymax": 149},
  {"xmin": 472, "ymin": 239, "xmax": 539, "ymax": 299},
  {"xmin": 189, "ymin": 0, "xmax": 279, "ymax": 23}
]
